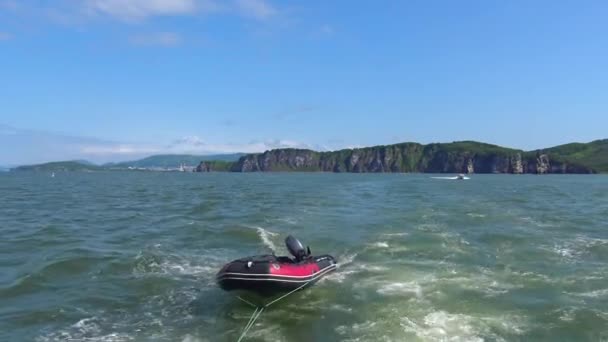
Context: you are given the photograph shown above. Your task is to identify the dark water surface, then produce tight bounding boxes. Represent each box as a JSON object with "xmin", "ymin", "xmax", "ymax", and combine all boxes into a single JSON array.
[{"xmin": 1, "ymin": 172, "xmax": 607, "ymax": 341}]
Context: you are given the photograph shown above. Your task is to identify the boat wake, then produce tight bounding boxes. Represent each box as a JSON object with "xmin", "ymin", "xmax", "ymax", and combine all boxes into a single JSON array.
[{"xmin": 254, "ymin": 226, "xmax": 278, "ymax": 253}]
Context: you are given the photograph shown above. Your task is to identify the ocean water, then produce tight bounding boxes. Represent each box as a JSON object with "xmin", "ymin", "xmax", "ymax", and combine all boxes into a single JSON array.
[{"xmin": 1, "ymin": 172, "xmax": 607, "ymax": 341}]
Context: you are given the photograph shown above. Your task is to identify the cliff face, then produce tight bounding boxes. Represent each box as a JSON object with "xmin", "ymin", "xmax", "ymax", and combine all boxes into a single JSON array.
[
  {"xmin": 196, "ymin": 161, "xmax": 213, "ymax": 172},
  {"xmin": 230, "ymin": 142, "xmax": 596, "ymax": 174},
  {"xmin": 194, "ymin": 160, "xmax": 232, "ymax": 172}
]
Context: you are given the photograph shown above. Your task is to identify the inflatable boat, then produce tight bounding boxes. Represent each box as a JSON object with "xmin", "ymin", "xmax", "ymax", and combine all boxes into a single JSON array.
[{"xmin": 216, "ymin": 235, "xmax": 337, "ymax": 295}]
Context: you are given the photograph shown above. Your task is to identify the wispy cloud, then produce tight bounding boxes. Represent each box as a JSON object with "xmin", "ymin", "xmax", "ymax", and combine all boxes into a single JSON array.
[
  {"xmin": 0, "ymin": 124, "xmax": 123, "ymax": 165},
  {"xmin": 84, "ymin": 0, "xmax": 206, "ymax": 21},
  {"xmin": 80, "ymin": 135, "xmax": 325, "ymax": 158},
  {"xmin": 129, "ymin": 31, "xmax": 182, "ymax": 47},
  {"xmin": 163, "ymin": 135, "xmax": 315, "ymax": 154},
  {"xmin": 0, "ymin": 124, "xmax": 18, "ymax": 135},
  {"xmin": 0, "ymin": 31, "xmax": 13, "ymax": 41},
  {"xmin": 79, "ymin": 144, "xmax": 160, "ymax": 155},
  {"xmin": 168, "ymin": 135, "xmax": 205, "ymax": 148},
  {"xmin": 235, "ymin": 0, "xmax": 277, "ymax": 20},
  {"xmin": 0, "ymin": 125, "xmax": 323, "ymax": 165},
  {"xmin": 2, "ymin": 0, "xmax": 280, "ymax": 24}
]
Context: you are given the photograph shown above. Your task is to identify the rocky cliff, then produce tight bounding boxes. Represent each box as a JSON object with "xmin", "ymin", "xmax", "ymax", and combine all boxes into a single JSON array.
[
  {"xmin": 194, "ymin": 160, "xmax": 232, "ymax": 172},
  {"xmin": 229, "ymin": 141, "xmax": 596, "ymax": 174}
]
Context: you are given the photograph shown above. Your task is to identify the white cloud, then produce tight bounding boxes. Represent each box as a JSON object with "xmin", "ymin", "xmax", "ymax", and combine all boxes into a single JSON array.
[
  {"xmin": 168, "ymin": 135, "xmax": 205, "ymax": 148},
  {"xmin": 164, "ymin": 136, "xmax": 313, "ymax": 154},
  {"xmin": 75, "ymin": 135, "xmax": 317, "ymax": 161},
  {"xmin": 234, "ymin": 0, "xmax": 277, "ymax": 20},
  {"xmin": 0, "ymin": 124, "xmax": 18, "ymax": 135},
  {"xmin": 84, "ymin": 0, "xmax": 203, "ymax": 21},
  {"xmin": 79, "ymin": 144, "xmax": 160, "ymax": 155},
  {"xmin": 0, "ymin": 124, "xmax": 328, "ymax": 165},
  {"xmin": 1, "ymin": 0, "xmax": 282, "ymax": 31},
  {"xmin": 0, "ymin": 32, "xmax": 12, "ymax": 41},
  {"xmin": 130, "ymin": 31, "xmax": 182, "ymax": 47}
]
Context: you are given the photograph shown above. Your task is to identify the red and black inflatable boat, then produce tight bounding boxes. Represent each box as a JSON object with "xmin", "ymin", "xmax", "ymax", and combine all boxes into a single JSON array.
[{"xmin": 217, "ymin": 235, "xmax": 337, "ymax": 295}]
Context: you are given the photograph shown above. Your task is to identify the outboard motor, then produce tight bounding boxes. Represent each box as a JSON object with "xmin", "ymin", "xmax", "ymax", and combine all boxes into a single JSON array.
[{"xmin": 285, "ymin": 235, "xmax": 309, "ymax": 262}]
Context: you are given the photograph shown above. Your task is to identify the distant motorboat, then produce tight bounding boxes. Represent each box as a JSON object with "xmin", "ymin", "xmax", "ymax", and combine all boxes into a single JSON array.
[
  {"xmin": 431, "ymin": 174, "xmax": 470, "ymax": 180},
  {"xmin": 51, "ymin": 172, "xmax": 55, "ymax": 178}
]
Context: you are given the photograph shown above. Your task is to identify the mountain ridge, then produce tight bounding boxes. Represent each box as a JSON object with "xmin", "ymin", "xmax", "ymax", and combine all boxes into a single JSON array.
[
  {"xmin": 225, "ymin": 140, "xmax": 607, "ymax": 174},
  {"xmin": 11, "ymin": 140, "xmax": 608, "ymax": 173}
]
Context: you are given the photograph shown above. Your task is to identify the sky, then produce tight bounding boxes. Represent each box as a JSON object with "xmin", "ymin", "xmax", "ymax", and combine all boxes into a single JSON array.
[{"xmin": 1, "ymin": 0, "xmax": 607, "ymax": 165}]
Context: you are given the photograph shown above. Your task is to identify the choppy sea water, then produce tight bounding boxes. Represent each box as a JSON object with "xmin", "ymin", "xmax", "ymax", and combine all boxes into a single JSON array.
[{"xmin": 1, "ymin": 172, "xmax": 607, "ymax": 341}]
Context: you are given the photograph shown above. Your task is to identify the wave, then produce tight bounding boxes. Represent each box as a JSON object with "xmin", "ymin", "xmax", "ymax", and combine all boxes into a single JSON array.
[
  {"xmin": 568, "ymin": 288, "xmax": 608, "ymax": 298},
  {"xmin": 467, "ymin": 213, "xmax": 487, "ymax": 218},
  {"xmin": 377, "ymin": 281, "xmax": 422, "ymax": 297},
  {"xmin": 254, "ymin": 226, "xmax": 278, "ymax": 252},
  {"xmin": 550, "ymin": 235, "xmax": 608, "ymax": 262},
  {"xmin": 381, "ymin": 232, "xmax": 409, "ymax": 237},
  {"xmin": 131, "ymin": 246, "xmax": 226, "ymax": 286},
  {"xmin": 369, "ymin": 241, "xmax": 389, "ymax": 248},
  {"xmin": 36, "ymin": 317, "xmax": 133, "ymax": 342},
  {"xmin": 400, "ymin": 311, "xmax": 525, "ymax": 342}
]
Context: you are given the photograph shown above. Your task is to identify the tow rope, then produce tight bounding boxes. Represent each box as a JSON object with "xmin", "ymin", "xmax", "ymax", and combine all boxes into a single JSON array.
[{"xmin": 235, "ymin": 279, "xmax": 314, "ymax": 342}]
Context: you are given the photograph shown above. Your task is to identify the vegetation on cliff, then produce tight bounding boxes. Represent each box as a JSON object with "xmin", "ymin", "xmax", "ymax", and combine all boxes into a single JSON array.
[
  {"xmin": 229, "ymin": 140, "xmax": 604, "ymax": 174},
  {"xmin": 12, "ymin": 161, "xmax": 103, "ymax": 172},
  {"xmin": 539, "ymin": 139, "xmax": 608, "ymax": 172},
  {"xmin": 195, "ymin": 160, "xmax": 233, "ymax": 172},
  {"xmin": 105, "ymin": 153, "xmax": 244, "ymax": 169},
  {"xmin": 12, "ymin": 141, "xmax": 607, "ymax": 174}
]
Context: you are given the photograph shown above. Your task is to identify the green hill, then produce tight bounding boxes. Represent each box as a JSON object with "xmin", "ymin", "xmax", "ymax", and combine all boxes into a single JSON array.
[
  {"xmin": 105, "ymin": 153, "xmax": 245, "ymax": 169},
  {"xmin": 12, "ymin": 161, "xmax": 102, "ymax": 172},
  {"xmin": 230, "ymin": 140, "xmax": 606, "ymax": 174},
  {"xmin": 12, "ymin": 141, "xmax": 607, "ymax": 174},
  {"xmin": 540, "ymin": 139, "xmax": 608, "ymax": 172}
]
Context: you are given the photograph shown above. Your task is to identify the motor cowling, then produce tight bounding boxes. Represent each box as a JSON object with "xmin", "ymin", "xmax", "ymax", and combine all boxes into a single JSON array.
[{"xmin": 285, "ymin": 235, "xmax": 309, "ymax": 262}]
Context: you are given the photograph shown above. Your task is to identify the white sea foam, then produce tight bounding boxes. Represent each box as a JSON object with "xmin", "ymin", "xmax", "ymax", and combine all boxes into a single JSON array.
[
  {"xmin": 377, "ymin": 282, "xmax": 423, "ymax": 297},
  {"xmin": 335, "ymin": 321, "xmax": 378, "ymax": 335},
  {"xmin": 360, "ymin": 264, "xmax": 389, "ymax": 272},
  {"xmin": 467, "ymin": 213, "xmax": 486, "ymax": 218},
  {"xmin": 416, "ymin": 223, "xmax": 444, "ymax": 232},
  {"xmin": 73, "ymin": 317, "xmax": 101, "ymax": 334},
  {"xmin": 245, "ymin": 324, "xmax": 286, "ymax": 341},
  {"xmin": 555, "ymin": 246, "xmax": 576, "ymax": 258},
  {"xmin": 159, "ymin": 262, "xmax": 216, "ymax": 276},
  {"xmin": 569, "ymin": 288, "xmax": 608, "ymax": 298},
  {"xmin": 400, "ymin": 311, "xmax": 524, "ymax": 342},
  {"xmin": 370, "ymin": 241, "xmax": 389, "ymax": 248},
  {"xmin": 436, "ymin": 269, "xmax": 523, "ymax": 297},
  {"xmin": 36, "ymin": 317, "xmax": 134, "ymax": 342},
  {"xmin": 519, "ymin": 216, "xmax": 557, "ymax": 228},
  {"xmin": 337, "ymin": 252, "xmax": 358, "ymax": 268},
  {"xmin": 322, "ymin": 260, "xmax": 387, "ymax": 283},
  {"xmin": 382, "ymin": 232, "xmax": 409, "ymax": 237},
  {"xmin": 556, "ymin": 308, "xmax": 576, "ymax": 322},
  {"xmin": 322, "ymin": 268, "xmax": 358, "ymax": 283},
  {"xmin": 255, "ymin": 226, "xmax": 278, "ymax": 252},
  {"xmin": 276, "ymin": 217, "xmax": 297, "ymax": 225},
  {"xmin": 181, "ymin": 335, "xmax": 207, "ymax": 342},
  {"xmin": 551, "ymin": 235, "xmax": 608, "ymax": 261},
  {"xmin": 330, "ymin": 304, "xmax": 353, "ymax": 313}
]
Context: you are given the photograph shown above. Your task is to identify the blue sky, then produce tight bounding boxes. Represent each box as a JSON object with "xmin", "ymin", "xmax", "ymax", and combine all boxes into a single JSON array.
[{"xmin": 1, "ymin": 0, "xmax": 607, "ymax": 165}]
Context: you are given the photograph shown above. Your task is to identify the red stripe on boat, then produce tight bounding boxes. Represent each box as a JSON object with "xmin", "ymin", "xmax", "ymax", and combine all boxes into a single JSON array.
[{"xmin": 270, "ymin": 263, "xmax": 320, "ymax": 277}]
